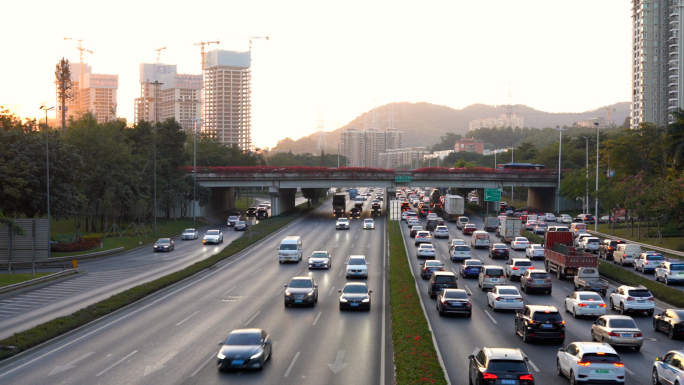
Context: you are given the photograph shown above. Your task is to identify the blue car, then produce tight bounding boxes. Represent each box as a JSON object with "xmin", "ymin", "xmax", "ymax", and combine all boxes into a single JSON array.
[{"xmin": 460, "ymin": 259, "xmax": 483, "ymax": 278}]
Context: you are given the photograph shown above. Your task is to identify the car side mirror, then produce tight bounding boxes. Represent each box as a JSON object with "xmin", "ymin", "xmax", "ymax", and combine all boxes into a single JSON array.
[
  {"xmin": 283, "ymin": 284, "xmax": 287, "ymax": 288},
  {"xmin": 218, "ymin": 341, "xmax": 224, "ymax": 345},
  {"xmin": 338, "ymin": 290, "xmax": 342, "ymax": 293},
  {"xmin": 314, "ymin": 285, "xmax": 318, "ymax": 288},
  {"xmin": 468, "ymin": 355, "xmax": 475, "ymax": 360},
  {"xmin": 558, "ymin": 348, "xmax": 565, "ymax": 352},
  {"xmin": 369, "ymin": 291, "xmax": 373, "ymax": 294},
  {"xmin": 420, "ymin": 262, "xmax": 424, "ymax": 265}
]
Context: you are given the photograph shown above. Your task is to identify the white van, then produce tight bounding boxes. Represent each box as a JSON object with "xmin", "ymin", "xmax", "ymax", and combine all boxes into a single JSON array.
[
  {"xmin": 613, "ymin": 244, "xmax": 642, "ymax": 266},
  {"xmin": 278, "ymin": 236, "xmax": 303, "ymax": 263},
  {"xmin": 470, "ymin": 231, "xmax": 491, "ymax": 249},
  {"xmin": 457, "ymin": 216, "xmax": 469, "ymax": 229},
  {"xmin": 570, "ymin": 222, "xmax": 588, "ymax": 236}
]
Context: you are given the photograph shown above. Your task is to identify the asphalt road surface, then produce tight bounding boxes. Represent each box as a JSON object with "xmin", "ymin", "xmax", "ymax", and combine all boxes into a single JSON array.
[{"xmin": 0, "ymin": 191, "xmax": 393, "ymax": 385}]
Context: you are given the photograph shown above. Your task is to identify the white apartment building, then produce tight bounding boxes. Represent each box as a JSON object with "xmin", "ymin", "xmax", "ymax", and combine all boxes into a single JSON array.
[
  {"xmin": 631, "ymin": 0, "xmax": 675, "ymax": 127},
  {"xmin": 340, "ymin": 126, "xmax": 404, "ymax": 167},
  {"xmin": 468, "ymin": 114, "xmax": 523, "ymax": 131},
  {"xmin": 202, "ymin": 50, "xmax": 252, "ymax": 151},
  {"xmin": 379, "ymin": 147, "xmax": 429, "ymax": 169},
  {"xmin": 60, "ymin": 62, "xmax": 118, "ymax": 125}
]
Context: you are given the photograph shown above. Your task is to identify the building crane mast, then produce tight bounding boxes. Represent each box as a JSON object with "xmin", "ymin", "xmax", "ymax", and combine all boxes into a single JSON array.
[
  {"xmin": 63, "ymin": 37, "xmax": 93, "ymax": 65},
  {"xmin": 155, "ymin": 47, "xmax": 167, "ymax": 63},
  {"xmin": 194, "ymin": 40, "xmax": 220, "ymax": 70},
  {"xmin": 248, "ymin": 36, "xmax": 269, "ymax": 51},
  {"xmin": 605, "ymin": 107, "xmax": 616, "ymax": 121}
]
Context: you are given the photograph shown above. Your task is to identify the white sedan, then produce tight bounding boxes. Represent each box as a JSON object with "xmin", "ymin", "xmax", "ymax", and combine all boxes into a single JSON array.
[
  {"xmin": 510, "ymin": 237, "xmax": 530, "ymax": 250},
  {"xmin": 433, "ymin": 226, "xmax": 449, "ymax": 238},
  {"xmin": 363, "ymin": 218, "xmax": 375, "ymax": 229},
  {"xmin": 203, "ymin": 229, "xmax": 223, "ymax": 244},
  {"xmin": 564, "ymin": 291, "xmax": 607, "ymax": 318},
  {"xmin": 181, "ymin": 228, "xmax": 199, "ymax": 240},
  {"xmin": 544, "ymin": 213, "xmax": 557, "ymax": 222},
  {"xmin": 558, "ymin": 214, "xmax": 573, "ymax": 223},
  {"xmin": 416, "ymin": 244, "xmax": 436, "ymax": 259},
  {"xmin": 525, "ymin": 244, "xmax": 545, "ymax": 259},
  {"xmin": 486, "ymin": 285, "xmax": 524, "ymax": 311}
]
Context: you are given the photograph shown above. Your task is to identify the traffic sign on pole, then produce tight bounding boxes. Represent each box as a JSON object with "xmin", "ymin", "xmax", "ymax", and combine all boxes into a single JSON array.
[{"xmin": 484, "ymin": 188, "xmax": 501, "ymax": 202}]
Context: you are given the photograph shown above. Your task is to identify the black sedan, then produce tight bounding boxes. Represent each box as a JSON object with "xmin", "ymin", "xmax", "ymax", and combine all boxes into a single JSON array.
[
  {"xmin": 489, "ymin": 243, "xmax": 509, "ymax": 259},
  {"xmin": 349, "ymin": 207, "xmax": 361, "ymax": 217},
  {"xmin": 339, "ymin": 282, "xmax": 372, "ymax": 311},
  {"xmin": 234, "ymin": 221, "xmax": 248, "ymax": 231},
  {"xmin": 653, "ymin": 309, "xmax": 684, "ymax": 339},
  {"xmin": 436, "ymin": 288, "xmax": 472, "ymax": 317},
  {"xmin": 217, "ymin": 328, "xmax": 272, "ymax": 371},
  {"xmin": 153, "ymin": 238, "xmax": 174, "ymax": 252}
]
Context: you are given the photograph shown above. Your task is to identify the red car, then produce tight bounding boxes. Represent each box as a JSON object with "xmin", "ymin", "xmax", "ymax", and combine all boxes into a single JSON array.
[{"xmin": 462, "ymin": 224, "xmax": 477, "ymax": 235}]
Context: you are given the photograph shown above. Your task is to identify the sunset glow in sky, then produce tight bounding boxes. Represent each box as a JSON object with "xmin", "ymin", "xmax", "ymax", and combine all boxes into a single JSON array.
[{"xmin": 2, "ymin": 1, "xmax": 631, "ymax": 148}]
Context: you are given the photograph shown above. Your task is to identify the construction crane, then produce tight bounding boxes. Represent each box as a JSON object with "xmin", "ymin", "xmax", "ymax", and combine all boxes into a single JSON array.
[
  {"xmin": 155, "ymin": 47, "xmax": 167, "ymax": 63},
  {"xmin": 194, "ymin": 40, "xmax": 220, "ymax": 70},
  {"xmin": 63, "ymin": 37, "xmax": 93, "ymax": 65},
  {"xmin": 605, "ymin": 107, "xmax": 616, "ymax": 121},
  {"xmin": 248, "ymin": 36, "xmax": 269, "ymax": 51}
]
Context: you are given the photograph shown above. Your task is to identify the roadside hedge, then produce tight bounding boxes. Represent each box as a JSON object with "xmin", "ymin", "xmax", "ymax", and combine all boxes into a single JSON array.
[
  {"xmin": 0, "ymin": 203, "xmax": 321, "ymax": 361},
  {"xmin": 389, "ymin": 221, "xmax": 447, "ymax": 384},
  {"xmin": 598, "ymin": 260, "xmax": 684, "ymax": 308}
]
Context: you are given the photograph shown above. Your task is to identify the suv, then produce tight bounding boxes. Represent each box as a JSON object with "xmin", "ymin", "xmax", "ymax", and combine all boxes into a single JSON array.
[
  {"xmin": 519, "ymin": 269, "xmax": 552, "ymax": 294},
  {"xmin": 478, "ymin": 265, "xmax": 506, "ymax": 291},
  {"xmin": 414, "ymin": 231, "xmax": 433, "ymax": 246},
  {"xmin": 654, "ymin": 261, "xmax": 684, "ymax": 285},
  {"xmin": 598, "ymin": 239, "xmax": 624, "ymax": 260},
  {"xmin": 227, "ymin": 215, "xmax": 239, "ymax": 227},
  {"xmin": 634, "ymin": 252, "xmax": 665, "ymax": 273},
  {"xmin": 609, "ymin": 285, "xmax": 655, "ymax": 315},
  {"xmin": 283, "ymin": 276, "xmax": 318, "ymax": 307},
  {"xmin": 557, "ymin": 342, "xmax": 625, "ymax": 385},
  {"xmin": 652, "ymin": 350, "xmax": 684, "ymax": 385},
  {"xmin": 427, "ymin": 271, "xmax": 458, "ymax": 298},
  {"xmin": 425, "ymin": 219, "xmax": 437, "ymax": 231},
  {"xmin": 345, "ymin": 255, "xmax": 369, "ymax": 278},
  {"xmin": 505, "ymin": 258, "xmax": 533, "ymax": 280},
  {"xmin": 468, "ymin": 347, "xmax": 534, "ymax": 385},
  {"xmin": 336, "ymin": 217, "xmax": 350, "ymax": 230},
  {"xmin": 514, "ymin": 305, "xmax": 565, "ymax": 343}
]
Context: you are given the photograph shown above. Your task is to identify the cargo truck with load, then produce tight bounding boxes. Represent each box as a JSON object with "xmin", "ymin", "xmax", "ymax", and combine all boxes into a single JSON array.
[
  {"xmin": 443, "ymin": 195, "xmax": 464, "ymax": 222},
  {"xmin": 498, "ymin": 217, "xmax": 521, "ymax": 243},
  {"xmin": 573, "ymin": 267, "xmax": 608, "ymax": 296},
  {"xmin": 544, "ymin": 231, "xmax": 598, "ymax": 280},
  {"xmin": 349, "ymin": 189, "xmax": 358, "ymax": 200},
  {"xmin": 332, "ymin": 194, "xmax": 346, "ymax": 217},
  {"xmin": 371, "ymin": 201, "xmax": 381, "ymax": 216}
]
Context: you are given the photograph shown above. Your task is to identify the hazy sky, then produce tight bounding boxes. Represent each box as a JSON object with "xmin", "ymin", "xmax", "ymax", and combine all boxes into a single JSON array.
[{"xmin": 2, "ymin": 1, "xmax": 631, "ymax": 148}]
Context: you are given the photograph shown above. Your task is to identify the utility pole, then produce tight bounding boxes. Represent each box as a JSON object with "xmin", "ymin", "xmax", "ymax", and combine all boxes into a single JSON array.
[
  {"xmin": 583, "ymin": 135, "xmax": 589, "ymax": 215},
  {"xmin": 40, "ymin": 105, "xmax": 54, "ymax": 270},
  {"xmin": 594, "ymin": 121, "xmax": 600, "ymax": 232}
]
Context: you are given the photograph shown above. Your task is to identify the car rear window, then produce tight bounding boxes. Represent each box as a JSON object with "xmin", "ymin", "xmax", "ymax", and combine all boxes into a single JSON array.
[
  {"xmin": 435, "ymin": 276, "xmax": 456, "ymax": 283},
  {"xmin": 628, "ymin": 289, "xmax": 652, "ymax": 297},
  {"xmin": 646, "ymin": 254, "xmax": 664, "ymax": 260},
  {"xmin": 454, "ymin": 246, "xmax": 470, "ymax": 252},
  {"xmin": 499, "ymin": 288, "xmax": 519, "ymax": 295},
  {"xmin": 580, "ymin": 353, "xmax": 621, "ymax": 364},
  {"xmin": 443, "ymin": 291, "xmax": 468, "ymax": 300},
  {"xmin": 486, "ymin": 360, "xmax": 528, "ymax": 372},
  {"xmin": 607, "ymin": 319, "xmax": 637, "ymax": 328},
  {"xmin": 579, "ymin": 293, "xmax": 603, "ymax": 301},
  {"xmin": 529, "ymin": 273, "xmax": 548, "ymax": 279},
  {"xmin": 514, "ymin": 261, "xmax": 532, "ymax": 267},
  {"xmin": 533, "ymin": 312, "xmax": 561, "ymax": 322},
  {"xmin": 485, "ymin": 269, "xmax": 504, "ymax": 277}
]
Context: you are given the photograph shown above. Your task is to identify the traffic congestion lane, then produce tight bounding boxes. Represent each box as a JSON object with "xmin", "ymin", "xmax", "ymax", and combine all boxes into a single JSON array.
[
  {"xmin": 399, "ymin": 210, "xmax": 681, "ymax": 385},
  {"xmin": 0, "ymin": 193, "xmax": 391, "ymax": 385}
]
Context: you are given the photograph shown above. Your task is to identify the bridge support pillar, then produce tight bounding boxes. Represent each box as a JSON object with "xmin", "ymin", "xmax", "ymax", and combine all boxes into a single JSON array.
[
  {"xmin": 527, "ymin": 187, "xmax": 556, "ymax": 212},
  {"xmin": 269, "ymin": 187, "xmax": 297, "ymax": 216},
  {"xmin": 206, "ymin": 187, "xmax": 235, "ymax": 217}
]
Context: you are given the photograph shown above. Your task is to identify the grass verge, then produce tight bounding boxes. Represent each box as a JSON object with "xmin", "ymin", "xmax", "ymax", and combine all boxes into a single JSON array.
[
  {"xmin": 0, "ymin": 273, "xmax": 53, "ymax": 288},
  {"xmin": 389, "ymin": 220, "xmax": 447, "ymax": 384},
  {"xmin": 597, "ymin": 260, "xmax": 684, "ymax": 308},
  {"xmin": 0, "ymin": 201, "xmax": 322, "ymax": 361}
]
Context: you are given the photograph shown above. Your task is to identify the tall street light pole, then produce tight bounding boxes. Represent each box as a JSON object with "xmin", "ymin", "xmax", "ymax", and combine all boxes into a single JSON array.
[
  {"xmin": 583, "ymin": 135, "xmax": 589, "ymax": 215},
  {"xmin": 508, "ymin": 147, "xmax": 515, "ymax": 202},
  {"xmin": 40, "ymin": 105, "xmax": 54, "ymax": 265},
  {"xmin": 594, "ymin": 121, "xmax": 600, "ymax": 232},
  {"xmin": 555, "ymin": 128, "xmax": 566, "ymax": 213},
  {"xmin": 152, "ymin": 80, "xmax": 162, "ymax": 239},
  {"xmin": 192, "ymin": 118, "xmax": 200, "ymax": 228}
]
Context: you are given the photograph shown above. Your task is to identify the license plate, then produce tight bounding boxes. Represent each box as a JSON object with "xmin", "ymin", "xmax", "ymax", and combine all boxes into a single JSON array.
[
  {"xmin": 350, "ymin": 303, "xmax": 359, "ymax": 307},
  {"xmin": 295, "ymin": 300, "xmax": 302, "ymax": 303},
  {"xmin": 316, "ymin": 264, "xmax": 321, "ymax": 267},
  {"xmin": 679, "ymin": 272, "xmax": 684, "ymax": 275},
  {"xmin": 451, "ymin": 302, "xmax": 462, "ymax": 306},
  {"xmin": 492, "ymin": 278, "xmax": 499, "ymax": 282},
  {"xmin": 506, "ymin": 299, "xmax": 514, "ymax": 302},
  {"xmin": 501, "ymin": 380, "xmax": 516, "ymax": 385},
  {"xmin": 536, "ymin": 280, "xmax": 544, "ymax": 283},
  {"xmin": 589, "ymin": 305, "xmax": 597, "ymax": 308},
  {"xmin": 621, "ymin": 333, "xmax": 633, "ymax": 337},
  {"xmin": 595, "ymin": 370, "xmax": 610, "ymax": 374},
  {"xmin": 232, "ymin": 359, "xmax": 244, "ymax": 365},
  {"xmin": 541, "ymin": 324, "xmax": 554, "ymax": 328},
  {"xmin": 637, "ymin": 300, "xmax": 645, "ymax": 303}
]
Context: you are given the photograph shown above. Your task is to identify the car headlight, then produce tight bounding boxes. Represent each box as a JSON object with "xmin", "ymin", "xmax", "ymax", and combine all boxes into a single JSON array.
[
  {"xmin": 285, "ymin": 291, "xmax": 291, "ymax": 296},
  {"xmin": 362, "ymin": 298, "xmax": 370, "ymax": 302},
  {"xmin": 217, "ymin": 353, "xmax": 226, "ymax": 359},
  {"xmin": 306, "ymin": 290, "xmax": 314, "ymax": 296},
  {"xmin": 250, "ymin": 351, "xmax": 263, "ymax": 360},
  {"xmin": 339, "ymin": 297, "xmax": 348, "ymax": 302}
]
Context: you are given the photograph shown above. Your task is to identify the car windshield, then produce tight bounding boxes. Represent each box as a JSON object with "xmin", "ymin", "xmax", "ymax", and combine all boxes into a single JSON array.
[
  {"xmin": 365, "ymin": 219, "xmax": 373, "ymax": 223},
  {"xmin": 493, "ymin": 245, "xmax": 507, "ymax": 249},
  {"xmin": 579, "ymin": 293, "xmax": 603, "ymax": 301},
  {"xmin": 531, "ymin": 245, "xmax": 543, "ymax": 250},
  {"xmin": 228, "ymin": 216, "xmax": 238, "ymax": 220},
  {"xmin": 586, "ymin": 238, "xmax": 600, "ymax": 243},
  {"xmin": 412, "ymin": 226, "xmax": 423, "ymax": 231},
  {"xmin": 183, "ymin": 229, "xmax": 195, "ymax": 233},
  {"xmin": 225, "ymin": 333, "xmax": 261, "ymax": 345},
  {"xmin": 280, "ymin": 244, "xmax": 297, "ymax": 250},
  {"xmin": 348, "ymin": 258, "xmax": 366, "ymax": 265},
  {"xmin": 443, "ymin": 290, "xmax": 468, "ymax": 300},
  {"xmin": 454, "ymin": 246, "xmax": 469, "ymax": 252},
  {"xmin": 485, "ymin": 269, "xmax": 504, "ymax": 277},
  {"xmin": 156, "ymin": 239, "xmax": 169, "ymax": 244},
  {"xmin": 338, "ymin": 219, "xmax": 349, "ymax": 223},
  {"xmin": 580, "ymin": 353, "xmax": 621, "ymax": 364},
  {"xmin": 236, "ymin": 221, "xmax": 245, "ymax": 226},
  {"xmin": 343, "ymin": 285, "xmax": 368, "ymax": 294},
  {"xmin": 607, "ymin": 318, "xmax": 638, "ymax": 328},
  {"xmin": 206, "ymin": 230, "xmax": 219, "ymax": 236},
  {"xmin": 436, "ymin": 227, "xmax": 448, "ymax": 231},
  {"xmin": 420, "ymin": 245, "xmax": 434, "ymax": 250},
  {"xmin": 536, "ymin": 223, "xmax": 548, "ymax": 228},
  {"xmin": 311, "ymin": 252, "xmax": 328, "ymax": 258},
  {"xmin": 434, "ymin": 276, "xmax": 456, "ymax": 283},
  {"xmin": 628, "ymin": 289, "xmax": 652, "ymax": 297},
  {"xmin": 498, "ymin": 288, "xmax": 520, "ymax": 295},
  {"xmin": 514, "ymin": 238, "xmax": 528, "ymax": 242},
  {"xmin": 289, "ymin": 279, "xmax": 313, "ymax": 288},
  {"xmin": 425, "ymin": 261, "xmax": 442, "ymax": 267},
  {"xmin": 487, "ymin": 360, "xmax": 528, "ymax": 372}
]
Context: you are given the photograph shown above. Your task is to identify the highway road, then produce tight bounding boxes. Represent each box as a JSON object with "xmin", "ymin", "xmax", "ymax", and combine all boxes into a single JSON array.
[
  {"xmin": 0, "ymin": 191, "xmax": 394, "ymax": 385},
  {"xmin": 398, "ymin": 198, "xmax": 682, "ymax": 385}
]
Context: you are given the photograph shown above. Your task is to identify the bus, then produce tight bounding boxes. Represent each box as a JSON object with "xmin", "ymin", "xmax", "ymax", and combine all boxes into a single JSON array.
[{"xmin": 496, "ymin": 162, "xmax": 546, "ymax": 170}]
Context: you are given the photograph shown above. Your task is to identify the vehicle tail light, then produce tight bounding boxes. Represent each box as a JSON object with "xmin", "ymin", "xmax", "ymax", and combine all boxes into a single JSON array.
[
  {"xmin": 441, "ymin": 300, "xmax": 448, "ymax": 305},
  {"xmin": 545, "ymin": 278, "xmax": 552, "ymax": 282},
  {"xmin": 516, "ymin": 297, "xmax": 523, "ymax": 301},
  {"xmin": 609, "ymin": 332, "xmax": 621, "ymax": 337},
  {"xmin": 529, "ymin": 266, "xmax": 534, "ymax": 270},
  {"xmin": 578, "ymin": 361, "xmax": 591, "ymax": 366},
  {"xmin": 520, "ymin": 374, "xmax": 534, "ymax": 381},
  {"xmin": 634, "ymin": 333, "xmax": 643, "ymax": 337},
  {"xmin": 626, "ymin": 297, "xmax": 635, "ymax": 301},
  {"xmin": 482, "ymin": 373, "xmax": 498, "ymax": 379},
  {"xmin": 608, "ymin": 246, "xmax": 613, "ymax": 250},
  {"xmin": 484, "ymin": 275, "xmax": 490, "ymax": 278},
  {"xmin": 557, "ymin": 320, "xmax": 565, "ymax": 325},
  {"xmin": 527, "ymin": 320, "xmax": 537, "ymax": 324},
  {"xmin": 578, "ymin": 303, "xmax": 587, "ymax": 307},
  {"xmin": 599, "ymin": 304, "xmax": 606, "ymax": 307},
  {"xmin": 528, "ymin": 278, "xmax": 534, "ymax": 282},
  {"xmin": 614, "ymin": 362, "xmax": 624, "ymax": 367},
  {"xmin": 465, "ymin": 302, "xmax": 472, "ymax": 307},
  {"xmin": 512, "ymin": 267, "xmax": 519, "ymax": 270},
  {"xmin": 495, "ymin": 297, "xmax": 503, "ymax": 301},
  {"xmin": 648, "ymin": 297, "xmax": 655, "ymax": 301}
]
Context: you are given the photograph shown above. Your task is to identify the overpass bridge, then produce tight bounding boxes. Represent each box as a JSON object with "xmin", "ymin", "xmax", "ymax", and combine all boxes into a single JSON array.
[{"xmin": 189, "ymin": 166, "xmax": 560, "ymax": 217}]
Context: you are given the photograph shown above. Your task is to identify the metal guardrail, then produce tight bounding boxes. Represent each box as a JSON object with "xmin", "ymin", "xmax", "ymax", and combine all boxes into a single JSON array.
[
  {"xmin": 46, "ymin": 247, "xmax": 125, "ymax": 263},
  {"xmin": 588, "ymin": 230, "xmax": 684, "ymax": 258},
  {"xmin": 0, "ymin": 269, "xmax": 78, "ymax": 296}
]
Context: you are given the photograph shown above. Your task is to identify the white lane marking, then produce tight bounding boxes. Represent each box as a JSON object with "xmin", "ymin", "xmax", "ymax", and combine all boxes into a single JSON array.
[
  {"xmin": 339, "ymin": 268, "xmax": 344, "ymax": 276},
  {"xmin": 275, "ymin": 287, "xmax": 284, "ymax": 296},
  {"xmin": 176, "ymin": 311, "xmax": 199, "ymax": 326},
  {"xmin": 519, "ymin": 349, "xmax": 540, "ymax": 372},
  {"xmin": 326, "ymin": 234, "xmax": 331, "ymax": 240},
  {"xmin": 284, "ymin": 351, "xmax": 300, "ymax": 377},
  {"xmin": 327, "ymin": 350, "xmax": 347, "ymax": 373},
  {"xmin": 625, "ymin": 367, "xmax": 635, "ymax": 376},
  {"xmin": 190, "ymin": 354, "xmax": 215, "ymax": 377},
  {"xmin": 312, "ymin": 311, "xmax": 322, "ymax": 325},
  {"xmin": 97, "ymin": 350, "xmax": 138, "ymax": 376},
  {"xmin": 484, "ymin": 310, "xmax": 498, "ymax": 324},
  {"xmin": 222, "ymin": 286, "xmax": 236, "ymax": 296},
  {"xmin": 351, "ymin": 243, "xmax": 355, "ymax": 248},
  {"xmin": 296, "ymin": 268, "xmax": 303, "ymax": 276},
  {"xmin": 250, "ymin": 268, "xmax": 262, "ymax": 277},
  {"xmin": 328, "ymin": 286, "xmax": 336, "ymax": 296},
  {"xmin": 49, "ymin": 352, "xmax": 95, "ymax": 376},
  {"xmin": 244, "ymin": 311, "xmax": 261, "ymax": 326},
  {"xmin": 464, "ymin": 285, "xmax": 473, "ymax": 295},
  {"xmin": 144, "ymin": 351, "xmax": 177, "ymax": 376},
  {"xmin": 563, "ymin": 287, "xmax": 573, "ymax": 293}
]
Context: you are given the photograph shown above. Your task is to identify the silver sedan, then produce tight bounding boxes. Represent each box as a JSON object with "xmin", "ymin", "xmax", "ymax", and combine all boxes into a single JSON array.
[{"xmin": 591, "ymin": 315, "xmax": 643, "ymax": 351}]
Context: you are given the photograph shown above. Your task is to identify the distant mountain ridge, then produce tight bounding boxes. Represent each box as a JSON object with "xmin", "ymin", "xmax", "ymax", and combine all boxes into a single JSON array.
[{"xmin": 269, "ymin": 101, "xmax": 630, "ymax": 154}]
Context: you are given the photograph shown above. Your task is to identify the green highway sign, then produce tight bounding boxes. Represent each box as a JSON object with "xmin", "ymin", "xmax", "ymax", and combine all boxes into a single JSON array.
[
  {"xmin": 484, "ymin": 188, "xmax": 501, "ymax": 202},
  {"xmin": 395, "ymin": 176, "xmax": 412, "ymax": 183}
]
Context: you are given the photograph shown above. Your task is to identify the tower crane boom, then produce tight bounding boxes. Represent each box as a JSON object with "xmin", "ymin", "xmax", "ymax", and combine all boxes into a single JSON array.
[{"xmin": 194, "ymin": 40, "xmax": 220, "ymax": 70}]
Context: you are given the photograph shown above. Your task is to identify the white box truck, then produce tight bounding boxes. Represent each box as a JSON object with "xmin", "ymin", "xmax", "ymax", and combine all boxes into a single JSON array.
[
  {"xmin": 499, "ymin": 217, "xmax": 522, "ymax": 243},
  {"xmin": 443, "ymin": 195, "xmax": 464, "ymax": 222}
]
